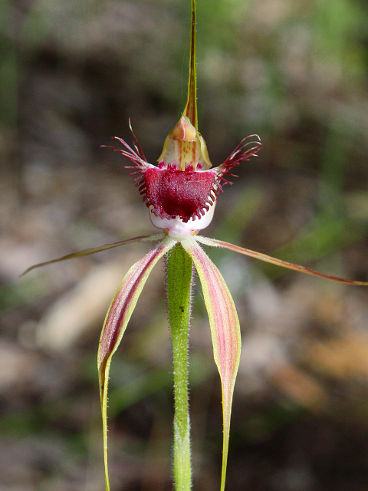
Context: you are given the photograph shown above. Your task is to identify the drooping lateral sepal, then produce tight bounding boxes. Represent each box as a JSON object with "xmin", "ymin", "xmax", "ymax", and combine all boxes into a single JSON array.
[
  {"xmin": 97, "ymin": 238, "xmax": 176, "ymax": 491},
  {"xmin": 181, "ymin": 237, "xmax": 241, "ymax": 491}
]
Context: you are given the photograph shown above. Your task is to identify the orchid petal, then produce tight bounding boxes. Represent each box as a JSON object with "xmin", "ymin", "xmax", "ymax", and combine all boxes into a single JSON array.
[
  {"xmin": 215, "ymin": 134, "xmax": 262, "ymax": 177},
  {"xmin": 97, "ymin": 237, "xmax": 175, "ymax": 491},
  {"xmin": 196, "ymin": 236, "xmax": 368, "ymax": 286},
  {"xmin": 182, "ymin": 238, "xmax": 241, "ymax": 491},
  {"xmin": 20, "ymin": 234, "xmax": 164, "ymax": 276}
]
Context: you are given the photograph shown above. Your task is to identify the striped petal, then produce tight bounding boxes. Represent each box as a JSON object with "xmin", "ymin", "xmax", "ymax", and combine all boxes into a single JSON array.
[
  {"xmin": 182, "ymin": 238, "xmax": 240, "ymax": 491},
  {"xmin": 196, "ymin": 236, "xmax": 368, "ymax": 286},
  {"xmin": 20, "ymin": 234, "xmax": 164, "ymax": 276},
  {"xmin": 97, "ymin": 237, "xmax": 175, "ymax": 491}
]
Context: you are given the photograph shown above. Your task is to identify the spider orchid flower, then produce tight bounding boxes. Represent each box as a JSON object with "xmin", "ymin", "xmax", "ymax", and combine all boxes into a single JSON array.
[{"xmin": 22, "ymin": 1, "xmax": 367, "ymax": 490}]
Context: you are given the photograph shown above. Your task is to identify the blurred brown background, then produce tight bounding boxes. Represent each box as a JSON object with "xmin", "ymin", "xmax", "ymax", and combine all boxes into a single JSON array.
[{"xmin": 1, "ymin": 0, "xmax": 368, "ymax": 490}]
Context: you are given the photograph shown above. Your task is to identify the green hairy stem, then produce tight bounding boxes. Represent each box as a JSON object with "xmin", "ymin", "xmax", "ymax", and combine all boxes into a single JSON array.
[{"xmin": 167, "ymin": 244, "xmax": 193, "ymax": 490}]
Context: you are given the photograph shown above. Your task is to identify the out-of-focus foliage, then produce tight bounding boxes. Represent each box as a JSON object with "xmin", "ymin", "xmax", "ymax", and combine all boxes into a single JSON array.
[{"xmin": 1, "ymin": 0, "xmax": 367, "ymax": 490}]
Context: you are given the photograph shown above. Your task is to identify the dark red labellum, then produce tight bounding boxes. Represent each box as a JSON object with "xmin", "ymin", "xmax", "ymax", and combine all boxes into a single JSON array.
[{"xmin": 142, "ymin": 168, "xmax": 217, "ymax": 222}]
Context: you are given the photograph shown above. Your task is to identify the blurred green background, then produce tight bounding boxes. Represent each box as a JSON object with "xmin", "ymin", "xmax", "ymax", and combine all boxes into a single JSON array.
[{"xmin": 1, "ymin": 0, "xmax": 368, "ymax": 490}]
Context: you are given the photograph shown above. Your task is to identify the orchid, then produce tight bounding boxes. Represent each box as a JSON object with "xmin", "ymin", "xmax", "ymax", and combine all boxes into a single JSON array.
[{"xmin": 22, "ymin": 1, "xmax": 368, "ymax": 490}]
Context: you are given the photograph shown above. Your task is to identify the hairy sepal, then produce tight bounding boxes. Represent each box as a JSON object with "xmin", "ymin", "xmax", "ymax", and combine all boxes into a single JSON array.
[
  {"xmin": 97, "ymin": 237, "xmax": 175, "ymax": 491},
  {"xmin": 196, "ymin": 236, "xmax": 368, "ymax": 286},
  {"xmin": 182, "ymin": 237, "xmax": 241, "ymax": 491}
]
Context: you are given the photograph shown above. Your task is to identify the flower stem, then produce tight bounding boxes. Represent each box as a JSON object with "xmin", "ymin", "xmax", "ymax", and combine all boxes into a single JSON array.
[{"xmin": 167, "ymin": 243, "xmax": 193, "ymax": 490}]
